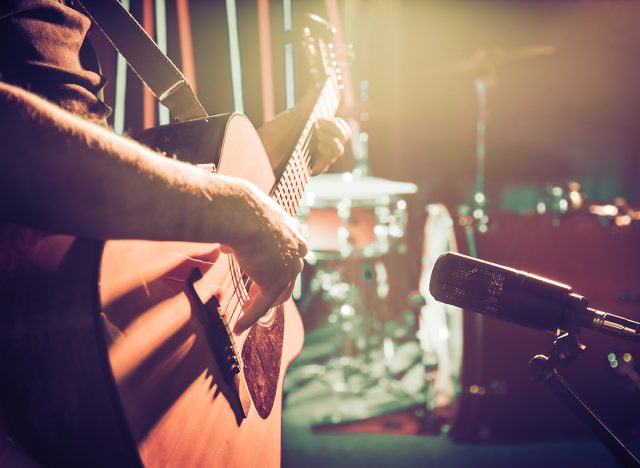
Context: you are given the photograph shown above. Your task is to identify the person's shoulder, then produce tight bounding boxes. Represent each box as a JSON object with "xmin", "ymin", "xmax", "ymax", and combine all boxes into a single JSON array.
[{"xmin": 1, "ymin": 0, "xmax": 70, "ymax": 21}]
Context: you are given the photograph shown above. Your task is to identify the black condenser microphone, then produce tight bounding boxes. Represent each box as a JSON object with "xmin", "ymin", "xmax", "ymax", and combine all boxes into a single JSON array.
[{"xmin": 429, "ymin": 251, "xmax": 640, "ymax": 341}]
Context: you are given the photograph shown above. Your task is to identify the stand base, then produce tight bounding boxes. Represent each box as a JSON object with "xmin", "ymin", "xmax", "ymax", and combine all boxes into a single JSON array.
[{"xmin": 530, "ymin": 347, "xmax": 640, "ymax": 467}]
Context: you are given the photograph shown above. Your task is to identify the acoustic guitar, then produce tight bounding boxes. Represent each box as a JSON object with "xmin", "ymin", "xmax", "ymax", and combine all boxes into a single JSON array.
[{"xmin": 0, "ymin": 23, "xmax": 342, "ymax": 467}]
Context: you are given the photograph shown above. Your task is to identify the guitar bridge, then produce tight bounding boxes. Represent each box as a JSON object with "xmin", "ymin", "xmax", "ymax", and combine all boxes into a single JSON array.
[{"xmin": 185, "ymin": 267, "xmax": 249, "ymax": 418}]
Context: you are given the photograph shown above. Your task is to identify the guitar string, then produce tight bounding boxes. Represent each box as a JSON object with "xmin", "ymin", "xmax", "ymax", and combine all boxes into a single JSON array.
[
  {"xmin": 278, "ymin": 78, "xmax": 339, "ymax": 216},
  {"xmin": 222, "ymin": 134, "xmax": 314, "ymax": 327},
  {"xmin": 223, "ymin": 76, "xmax": 341, "ymax": 323},
  {"xmin": 222, "ymin": 90, "xmax": 334, "ymax": 325},
  {"xmin": 220, "ymin": 114, "xmax": 313, "ymax": 322},
  {"xmin": 194, "ymin": 116, "xmax": 322, "ymax": 331},
  {"xmin": 220, "ymin": 78, "xmax": 341, "ymax": 329}
]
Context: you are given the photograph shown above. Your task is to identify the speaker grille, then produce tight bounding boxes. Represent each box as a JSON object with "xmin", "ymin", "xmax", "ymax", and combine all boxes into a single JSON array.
[{"xmin": 430, "ymin": 252, "xmax": 506, "ymax": 317}]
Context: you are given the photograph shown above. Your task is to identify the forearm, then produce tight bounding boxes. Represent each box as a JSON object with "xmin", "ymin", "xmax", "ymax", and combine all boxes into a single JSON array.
[{"xmin": 0, "ymin": 82, "xmax": 255, "ymax": 247}]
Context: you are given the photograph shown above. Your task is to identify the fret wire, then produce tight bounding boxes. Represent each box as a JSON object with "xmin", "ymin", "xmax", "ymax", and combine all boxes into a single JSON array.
[
  {"xmin": 225, "ymin": 77, "xmax": 340, "ymax": 326},
  {"xmin": 284, "ymin": 149, "xmax": 311, "ymax": 214},
  {"xmin": 271, "ymin": 78, "xmax": 341, "ymax": 217}
]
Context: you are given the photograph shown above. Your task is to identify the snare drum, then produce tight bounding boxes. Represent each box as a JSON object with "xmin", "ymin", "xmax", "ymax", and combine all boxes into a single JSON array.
[
  {"xmin": 419, "ymin": 206, "xmax": 640, "ymax": 441},
  {"xmin": 299, "ymin": 173, "xmax": 417, "ymax": 260}
]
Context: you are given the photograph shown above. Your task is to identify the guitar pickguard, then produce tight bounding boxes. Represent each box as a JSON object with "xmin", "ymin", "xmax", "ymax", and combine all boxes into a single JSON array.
[{"xmin": 241, "ymin": 304, "xmax": 285, "ymax": 419}]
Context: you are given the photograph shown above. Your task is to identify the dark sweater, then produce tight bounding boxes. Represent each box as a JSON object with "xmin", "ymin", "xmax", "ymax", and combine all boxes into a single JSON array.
[{"xmin": 0, "ymin": 0, "xmax": 110, "ymax": 121}]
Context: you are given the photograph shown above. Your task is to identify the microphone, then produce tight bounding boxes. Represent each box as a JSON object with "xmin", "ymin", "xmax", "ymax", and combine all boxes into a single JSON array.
[{"xmin": 429, "ymin": 251, "xmax": 640, "ymax": 341}]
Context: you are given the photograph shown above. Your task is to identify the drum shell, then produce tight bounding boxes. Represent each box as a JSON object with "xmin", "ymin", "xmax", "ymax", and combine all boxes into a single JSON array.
[
  {"xmin": 449, "ymin": 211, "xmax": 640, "ymax": 441},
  {"xmin": 302, "ymin": 206, "xmax": 379, "ymax": 255},
  {"xmin": 299, "ymin": 173, "xmax": 416, "ymax": 260}
]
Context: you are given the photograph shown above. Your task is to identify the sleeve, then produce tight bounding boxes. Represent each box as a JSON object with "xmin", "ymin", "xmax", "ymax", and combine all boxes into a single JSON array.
[{"xmin": 0, "ymin": 0, "xmax": 111, "ymax": 122}]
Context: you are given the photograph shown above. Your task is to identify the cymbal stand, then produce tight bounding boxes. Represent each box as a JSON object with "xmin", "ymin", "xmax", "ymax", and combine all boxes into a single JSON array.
[
  {"xmin": 283, "ymin": 261, "xmax": 371, "ymax": 403},
  {"xmin": 287, "ymin": 194, "xmax": 419, "ymax": 420},
  {"xmin": 473, "ymin": 77, "xmax": 489, "ymax": 234},
  {"xmin": 361, "ymin": 218, "xmax": 422, "ymax": 404},
  {"xmin": 529, "ymin": 332, "xmax": 640, "ymax": 467},
  {"xmin": 352, "ymin": 79, "xmax": 370, "ymax": 178},
  {"xmin": 290, "ymin": 198, "xmax": 375, "ymax": 396}
]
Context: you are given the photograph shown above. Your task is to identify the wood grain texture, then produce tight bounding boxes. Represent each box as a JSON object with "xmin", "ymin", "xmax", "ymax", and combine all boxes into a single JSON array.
[
  {"xmin": 0, "ymin": 114, "xmax": 304, "ymax": 466},
  {"xmin": 0, "ymin": 226, "xmax": 141, "ymax": 467},
  {"xmin": 101, "ymin": 114, "xmax": 304, "ymax": 467}
]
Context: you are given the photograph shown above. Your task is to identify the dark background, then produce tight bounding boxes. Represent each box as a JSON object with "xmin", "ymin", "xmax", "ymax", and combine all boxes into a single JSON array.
[
  {"xmin": 341, "ymin": 0, "xmax": 640, "ymax": 209},
  {"xmin": 87, "ymin": 0, "xmax": 640, "ymax": 458},
  {"xmin": 96, "ymin": 0, "xmax": 640, "ymax": 211}
]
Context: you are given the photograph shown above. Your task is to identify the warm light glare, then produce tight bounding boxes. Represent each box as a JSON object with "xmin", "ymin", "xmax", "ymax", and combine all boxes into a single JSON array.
[
  {"xmin": 113, "ymin": 0, "xmax": 130, "ymax": 135},
  {"xmin": 155, "ymin": 0, "xmax": 170, "ymax": 125},
  {"xmin": 225, "ymin": 0, "xmax": 245, "ymax": 113}
]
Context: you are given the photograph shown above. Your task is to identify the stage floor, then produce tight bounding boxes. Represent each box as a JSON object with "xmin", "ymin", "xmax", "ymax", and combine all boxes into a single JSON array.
[
  {"xmin": 283, "ymin": 411, "xmax": 633, "ymax": 468},
  {"xmin": 282, "ymin": 368, "xmax": 638, "ymax": 468}
]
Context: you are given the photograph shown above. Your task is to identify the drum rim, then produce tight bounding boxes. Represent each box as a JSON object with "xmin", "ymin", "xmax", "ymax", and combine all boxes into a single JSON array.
[{"xmin": 302, "ymin": 194, "xmax": 400, "ymax": 209}]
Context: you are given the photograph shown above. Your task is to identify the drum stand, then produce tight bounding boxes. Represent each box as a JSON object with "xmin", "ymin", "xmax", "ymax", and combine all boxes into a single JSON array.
[
  {"xmin": 286, "ymin": 177, "xmax": 420, "ymax": 424},
  {"xmin": 315, "ymin": 263, "xmax": 373, "ymax": 395},
  {"xmin": 529, "ymin": 332, "xmax": 640, "ymax": 467},
  {"xmin": 297, "ymin": 255, "xmax": 415, "ymax": 386},
  {"xmin": 286, "ymin": 254, "xmax": 421, "ymax": 424},
  {"xmin": 284, "ymin": 262, "xmax": 371, "ymax": 397}
]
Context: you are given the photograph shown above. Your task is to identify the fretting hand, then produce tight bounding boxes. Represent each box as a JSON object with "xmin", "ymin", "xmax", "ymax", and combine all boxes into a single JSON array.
[{"xmin": 310, "ymin": 117, "xmax": 351, "ymax": 175}]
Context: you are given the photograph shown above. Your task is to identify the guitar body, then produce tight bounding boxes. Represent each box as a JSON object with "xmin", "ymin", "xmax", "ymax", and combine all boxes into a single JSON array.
[
  {"xmin": 0, "ymin": 114, "xmax": 304, "ymax": 467},
  {"xmin": 0, "ymin": 229, "xmax": 140, "ymax": 467},
  {"xmin": 103, "ymin": 114, "xmax": 304, "ymax": 467}
]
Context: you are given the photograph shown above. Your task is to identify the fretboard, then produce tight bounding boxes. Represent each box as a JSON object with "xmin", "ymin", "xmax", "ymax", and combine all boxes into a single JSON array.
[{"xmin": 271, "ymin": 76, "xmax": 341, "ymax": 216}]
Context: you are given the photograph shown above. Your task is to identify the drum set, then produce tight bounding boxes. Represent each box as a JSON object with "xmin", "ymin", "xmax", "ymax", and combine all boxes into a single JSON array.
[
  {"xmin": 285, "ymin": 42, "xmax": 640, "ymax": 446},
  {"xmin": 286, "ymin": 170, "xmax": 640, "ymax": 442},
  {"xmin": 285, "ymin": 172, "xmax": 423, "ymax": 425}
]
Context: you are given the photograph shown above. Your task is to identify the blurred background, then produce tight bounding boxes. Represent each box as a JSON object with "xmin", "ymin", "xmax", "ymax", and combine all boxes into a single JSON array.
[
  {"xmin": 94, "ymin": 0, "xmax": 640, "ymax": 466},
  {"xmin": 99, "ymin": 0, "xmax": 640, "ymax": 208}
]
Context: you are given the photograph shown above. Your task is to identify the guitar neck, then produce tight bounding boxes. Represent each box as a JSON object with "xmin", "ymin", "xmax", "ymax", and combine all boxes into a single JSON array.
[{"xmin": 271, "ymin": 76, "xmax": 341, "ymax": 216}]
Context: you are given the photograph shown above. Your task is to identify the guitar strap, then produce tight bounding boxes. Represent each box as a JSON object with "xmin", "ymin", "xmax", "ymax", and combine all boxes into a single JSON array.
[{"xmin": 75, "ymin": 0, "xmax": 208, "ymax": 122}]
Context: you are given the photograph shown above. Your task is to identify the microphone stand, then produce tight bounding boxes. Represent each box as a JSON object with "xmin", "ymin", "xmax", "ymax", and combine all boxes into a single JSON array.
[{"xmin": 529, "ymin": 332, "xmax": 640, "ymax": 467}]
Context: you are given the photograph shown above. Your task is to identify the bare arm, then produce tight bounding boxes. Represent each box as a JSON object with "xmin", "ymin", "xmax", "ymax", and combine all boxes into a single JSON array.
[
  {"xmin": 0, "ymin": 81, "xmax": 306, "ymax": 331},
  {"xmin": 1, "ymin": 81, "xmax": 251, "ymax": 244}
]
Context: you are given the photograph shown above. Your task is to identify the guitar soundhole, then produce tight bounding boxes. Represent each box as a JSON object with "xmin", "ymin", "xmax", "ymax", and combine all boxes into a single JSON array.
[{"xmin": 241, "ymin": 304, "xmax": 285, "ymax": 419}]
